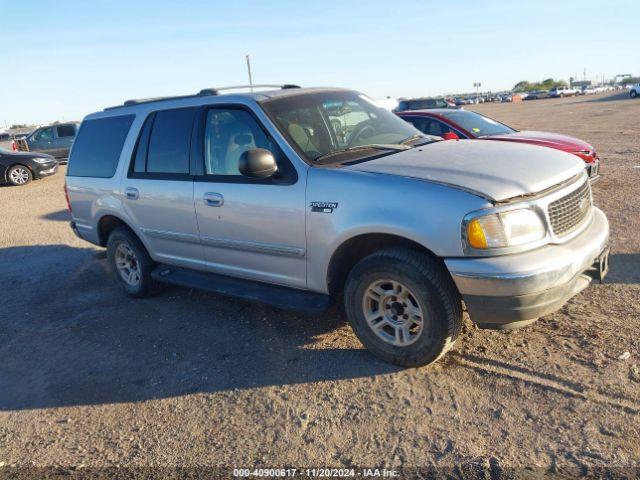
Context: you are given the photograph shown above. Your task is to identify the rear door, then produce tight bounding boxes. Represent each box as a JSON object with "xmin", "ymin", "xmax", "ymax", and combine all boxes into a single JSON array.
[
  {"xmin": 54, "ymin": 124, "xmax": 77, "ymax": 158},
  {"xmin": 120, "ymin": 107, "xmax": 205, "ymax": 270}
]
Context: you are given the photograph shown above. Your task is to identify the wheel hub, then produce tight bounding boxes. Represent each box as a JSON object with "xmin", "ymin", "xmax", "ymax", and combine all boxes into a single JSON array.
[
  {"xmin": 114, "ymin": 243, "xmax": 141, "ymax": 287},
  {"xmin": 10, "ymin": 168, "xmax": 29, "ymax": 184},
  {"xmin": 362, "ymin": 279, "xmax": 427, "ymax": 346}
]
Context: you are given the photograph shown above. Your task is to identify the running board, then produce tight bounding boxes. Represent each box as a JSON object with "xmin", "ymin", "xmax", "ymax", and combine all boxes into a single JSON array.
[{"xmin": 151, "ymin": 265, "xmax": 332, "ymax": 314}]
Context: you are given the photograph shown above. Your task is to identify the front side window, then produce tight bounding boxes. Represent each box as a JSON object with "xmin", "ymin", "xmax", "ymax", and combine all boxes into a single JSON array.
[
  {"xmin": 203, "ymin": 109, "xmax": 279, "ymax": 176},
  {"xmin": 56, "ymin": 124, "xmax": 76, "ymax": 138},
  {"xmin": 261, "ymin": 91, "xmax": 426, "ymax": 164},
  {"xmin": 438, "ymin": 111, "xmax": 515, "ymax": 137},
  {"xmin": 35, "ymin": 128, "xmax": 54, "ymax": 141},
  {"xmin": 405, "ymin": 117, "xmax": 465, "ymax": 138}
]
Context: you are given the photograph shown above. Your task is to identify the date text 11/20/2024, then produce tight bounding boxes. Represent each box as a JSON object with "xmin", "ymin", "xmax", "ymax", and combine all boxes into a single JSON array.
[{"xmin": 233, "ymin": 468, "xmax": 399, "ymax": 477}]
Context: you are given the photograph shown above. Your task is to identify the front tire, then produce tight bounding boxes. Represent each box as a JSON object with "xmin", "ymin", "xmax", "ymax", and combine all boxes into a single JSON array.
[
  {"xmin": 106, "ymin": 227, "xmax": 158, "ymax": 298},
  {"xmin": 344, "ymin": 248, "xmax": 462, "ymax": 367},
  {"xmin": 7, "ymin": 165, "xmax": 32, "ymax": 186},
  {"xmin": 631, "ymin": 90, "xmax": 638, "ymax": 99}
]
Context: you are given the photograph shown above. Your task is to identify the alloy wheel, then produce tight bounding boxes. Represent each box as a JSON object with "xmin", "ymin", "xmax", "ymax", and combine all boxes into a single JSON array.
[
  {"xmin": 9, "ymin": 167, "xmax": 30, "ymax": 185},
  {"xmin": 362, "ymin": 279, "xmax": 426, "ymax": 346},
  {"xmin": 114, "ymin": 243, "xmax": 141, "ymax": 287}
]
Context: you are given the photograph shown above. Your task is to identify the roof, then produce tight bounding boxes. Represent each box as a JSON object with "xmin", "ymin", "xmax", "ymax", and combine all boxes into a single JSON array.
[
  {"xmin": 396, "ymin": 108, "xmax": 460, "ymax": 115},
  {"xmin": 102, "ymin": 85, "xmax": 351, "ymax": 112}
]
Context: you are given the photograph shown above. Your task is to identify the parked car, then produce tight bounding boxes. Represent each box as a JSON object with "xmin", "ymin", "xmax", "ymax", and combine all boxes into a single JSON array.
[
  {"xmin": 0, "ymin": 133, "xmax": 15, "ymax": 151},
  {"xmin": 18, "ymin": 122, "xmax": 79, "ymax": 161},
  {"xmin": 66, "ymin": 86, "xmax": 609, "ymax": 367},
  {"xmin": 549, "ymin": 86, "xmax": 579, "ymax": 98},
  {"xmin": 524, "ymin": 90, "xmax": 549, "ymax": 100},
  {"xmin": 630, "ymin": 84, "xmax": 639, "ymax": 98},
  {"xmin": 1, "ymin": 147, "xmax": 58, "ymax": 186},
  {"xmin": 397, "ymin": 109, "xmax": 601, "ymax": 180},
  {"xmin": 395, "ymin": 97, "xmax": 456, "ymax": 112}
]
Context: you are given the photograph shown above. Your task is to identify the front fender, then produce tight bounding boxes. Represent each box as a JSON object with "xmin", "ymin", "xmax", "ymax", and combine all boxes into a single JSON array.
[{"xmin": 305, "ymin": 168, "xmax": 490, "ymax": 293}]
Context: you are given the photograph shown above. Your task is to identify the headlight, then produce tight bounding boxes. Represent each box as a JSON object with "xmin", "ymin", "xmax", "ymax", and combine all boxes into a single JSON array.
[
  {"xmin": 32, "ymin": 157, "xmax": 52, "ymax": 164},
  {"xmin": 465, "ymin": 208, "xmax": 546, "ymax": 250}
]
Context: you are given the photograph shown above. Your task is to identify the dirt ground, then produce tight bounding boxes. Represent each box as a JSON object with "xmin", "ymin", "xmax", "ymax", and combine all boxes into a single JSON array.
[{"xmin": 0, "ymin": 91, "xmax": 639, "ymax": 478}]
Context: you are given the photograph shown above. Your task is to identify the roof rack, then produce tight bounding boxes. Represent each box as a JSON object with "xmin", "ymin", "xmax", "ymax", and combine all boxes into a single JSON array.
[
  {"xmin": 122, "ymin": 96, "xmax": 192, "ymax": 106},
  {"xmin": 107, "ymin": 84, "xmax": 301, "ymax": 110},
  {"xmin": 198, "ymin": 84, "xmax": 300, "ymax": 96}
]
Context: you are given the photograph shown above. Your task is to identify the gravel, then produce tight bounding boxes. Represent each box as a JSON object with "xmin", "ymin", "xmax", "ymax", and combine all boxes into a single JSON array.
[{"xmin": 0, "ymin": 91, "xmax": 638, "ymax": 474}]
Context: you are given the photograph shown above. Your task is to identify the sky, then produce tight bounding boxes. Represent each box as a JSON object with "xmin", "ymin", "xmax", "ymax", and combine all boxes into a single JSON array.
[{"xmin": 0, "ymin": 0, "xmax": 637, "ymax": 126}]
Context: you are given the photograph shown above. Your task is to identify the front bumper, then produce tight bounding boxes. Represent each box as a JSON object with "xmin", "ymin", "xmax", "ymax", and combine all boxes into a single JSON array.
[
  {"xmin": 33, "ymin": 162, "xmax": 59, "ymax": 178},
  {"xmin": 445, "ymin": 207, "xmax": 609, "ymax": 329}
]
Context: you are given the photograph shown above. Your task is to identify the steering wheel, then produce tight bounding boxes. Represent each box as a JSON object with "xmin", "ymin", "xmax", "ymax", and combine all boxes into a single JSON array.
[{"xmin": 347, "ymin": 122, "xmax": 377, "ymax": 148}]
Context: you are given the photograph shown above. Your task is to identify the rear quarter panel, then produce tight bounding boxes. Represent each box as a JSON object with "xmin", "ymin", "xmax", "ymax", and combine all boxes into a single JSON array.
[{"xmin": 66, "ymin": 113, "xmax": 144, "ymax": 247}]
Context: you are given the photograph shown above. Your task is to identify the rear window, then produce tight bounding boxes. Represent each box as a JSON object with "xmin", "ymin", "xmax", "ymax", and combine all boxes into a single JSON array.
[
  {"xmin": 398, "ymin": 99, "xmax": 446, "ymax": 111},
  {"xmin": 67, "ymin": 115, "xmax": 134, "ymax": 178}
]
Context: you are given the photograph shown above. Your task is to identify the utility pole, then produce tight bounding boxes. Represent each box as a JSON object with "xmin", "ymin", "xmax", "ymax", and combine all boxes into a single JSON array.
[{"xmin": 246, "ymin": 55, "xmax": 254, "ymax": 92}]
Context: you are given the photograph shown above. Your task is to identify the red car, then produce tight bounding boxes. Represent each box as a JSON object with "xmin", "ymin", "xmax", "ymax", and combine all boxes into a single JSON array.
[{"xmin": 397, "ymin": 109, "xmax": 600, "ymax": 180}]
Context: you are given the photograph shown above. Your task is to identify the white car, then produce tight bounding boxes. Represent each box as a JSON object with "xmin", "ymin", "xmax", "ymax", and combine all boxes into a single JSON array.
[
  {"xmin": 630, "ymin": 84, "xmax": 639, "ymax": 98},
  {"xmin": 549, "ymin": 86, "xmax": 579, "ymax": 98}
]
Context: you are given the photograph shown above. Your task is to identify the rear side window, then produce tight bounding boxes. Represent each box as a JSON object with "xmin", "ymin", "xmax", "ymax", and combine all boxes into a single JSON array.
[
  {"xmin": 67, "ymin": 115, "xmax": 134, "ymax": 178},
  {"xmin": 56, "ymin": 124, "xmax": 76, "ymax": 138},
  {"xmin": 132, "ymin": 107, "xmax": 196, "ymax": 175}
]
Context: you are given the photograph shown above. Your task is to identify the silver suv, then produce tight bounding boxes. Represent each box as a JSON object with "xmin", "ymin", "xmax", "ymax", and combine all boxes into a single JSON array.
[{"xmin": 66, "ymin": 85, "xmax": 610, "ymax": 366}]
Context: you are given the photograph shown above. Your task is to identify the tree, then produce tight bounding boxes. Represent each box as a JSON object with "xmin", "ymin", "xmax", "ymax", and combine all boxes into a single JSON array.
[{"xmin": 513, "ymin": 78, "xmax": 568, "ymax": 92}]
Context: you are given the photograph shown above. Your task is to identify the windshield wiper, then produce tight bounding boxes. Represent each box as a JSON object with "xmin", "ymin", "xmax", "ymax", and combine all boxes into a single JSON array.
[
  {"xmin": 401, "ymin": 134, "xmax": 440, "ymax": 146},
  {"xmin": 400, "ymin": 134, "xmax": 424, "ymax": 145},
  {"xmin": 314, "ymin": 144, "xmax": 410, "ymax": 164}
]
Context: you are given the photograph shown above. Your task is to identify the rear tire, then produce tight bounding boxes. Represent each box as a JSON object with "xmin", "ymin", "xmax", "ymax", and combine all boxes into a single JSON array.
[
  {"xmin": 344, "ymin": 248, "xmax": 462, "ymax": 367},
  {"xmin": 106, "ymin": 227, "xmax": 158, "ymax": 298},
  {"xmin": 7, "ymin": 165, "xmax": 32, "ymax": 186},
  {"xmin": 631, "ymin": 90, "xmax": 638, "ymax": 99}
]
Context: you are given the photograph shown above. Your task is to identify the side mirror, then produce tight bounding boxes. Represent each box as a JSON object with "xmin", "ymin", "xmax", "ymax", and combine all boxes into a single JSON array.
[
  {"xmin": 442, "ymin": 131, "xmax": 460, "ymax": 140},
  {"xmin": 239, "ymin": 148, "xmax": 278, "ymax": 179}
]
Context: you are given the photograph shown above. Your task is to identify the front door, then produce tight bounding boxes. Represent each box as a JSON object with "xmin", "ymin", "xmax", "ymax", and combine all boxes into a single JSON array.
[
  {"xmin": 121, "ymin": 107, "xmax": 205, "ymax": 270},
  {"xmin": 193, "ymin": 106, "xmax": 306, "ymax": 288},
  {"xmin": 29, "ymin": 127, "xmax": 56, "ymax": 155}
]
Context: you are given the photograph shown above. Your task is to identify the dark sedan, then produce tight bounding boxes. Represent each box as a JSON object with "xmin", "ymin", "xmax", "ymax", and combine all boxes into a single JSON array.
[{"xmin": 0, "ymin": 148, "xmax": 59, "ymax": 186}]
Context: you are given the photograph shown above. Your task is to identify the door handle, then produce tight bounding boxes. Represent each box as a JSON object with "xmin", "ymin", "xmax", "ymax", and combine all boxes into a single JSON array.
[
  {"xmin": 203, "ymin": 192, "xmax": 224, "ymax": 207},
  {"xmin": 125, "ymin": 187, "xmax": 139, "ymax": 200}
]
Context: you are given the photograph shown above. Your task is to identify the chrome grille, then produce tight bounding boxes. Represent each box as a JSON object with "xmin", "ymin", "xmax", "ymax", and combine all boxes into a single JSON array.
[{"xmin": 548, "ymin": 180, "xmax": 592, "ymax": 237}]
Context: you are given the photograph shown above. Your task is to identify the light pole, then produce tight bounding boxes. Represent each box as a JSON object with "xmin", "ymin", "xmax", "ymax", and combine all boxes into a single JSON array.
[{"xmin": 474, "ymin": 82, "xmax": 481, "ymax": 103}]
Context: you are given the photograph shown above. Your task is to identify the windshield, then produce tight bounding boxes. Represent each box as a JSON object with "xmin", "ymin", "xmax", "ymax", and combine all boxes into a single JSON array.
[
  {"xmin": 261, "ymin": 90, "xmax": 427, "ymax": 163},
  {"xmin": 438, "ymin": 110, "xmax": 516, "ymax": 137}
]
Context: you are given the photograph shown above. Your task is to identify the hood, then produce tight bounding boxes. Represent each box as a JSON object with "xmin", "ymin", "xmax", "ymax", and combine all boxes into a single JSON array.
[
  {"xmin": 1, "ymin": 151, "xmax": 55, "ymax": 161},
  {"xmin": 481, "ymin": 130, "xmax": 593, "ymax": 154},
  {"xmin": 344, "ymin": 139, "xmax": 585, "ymax": 202}
]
